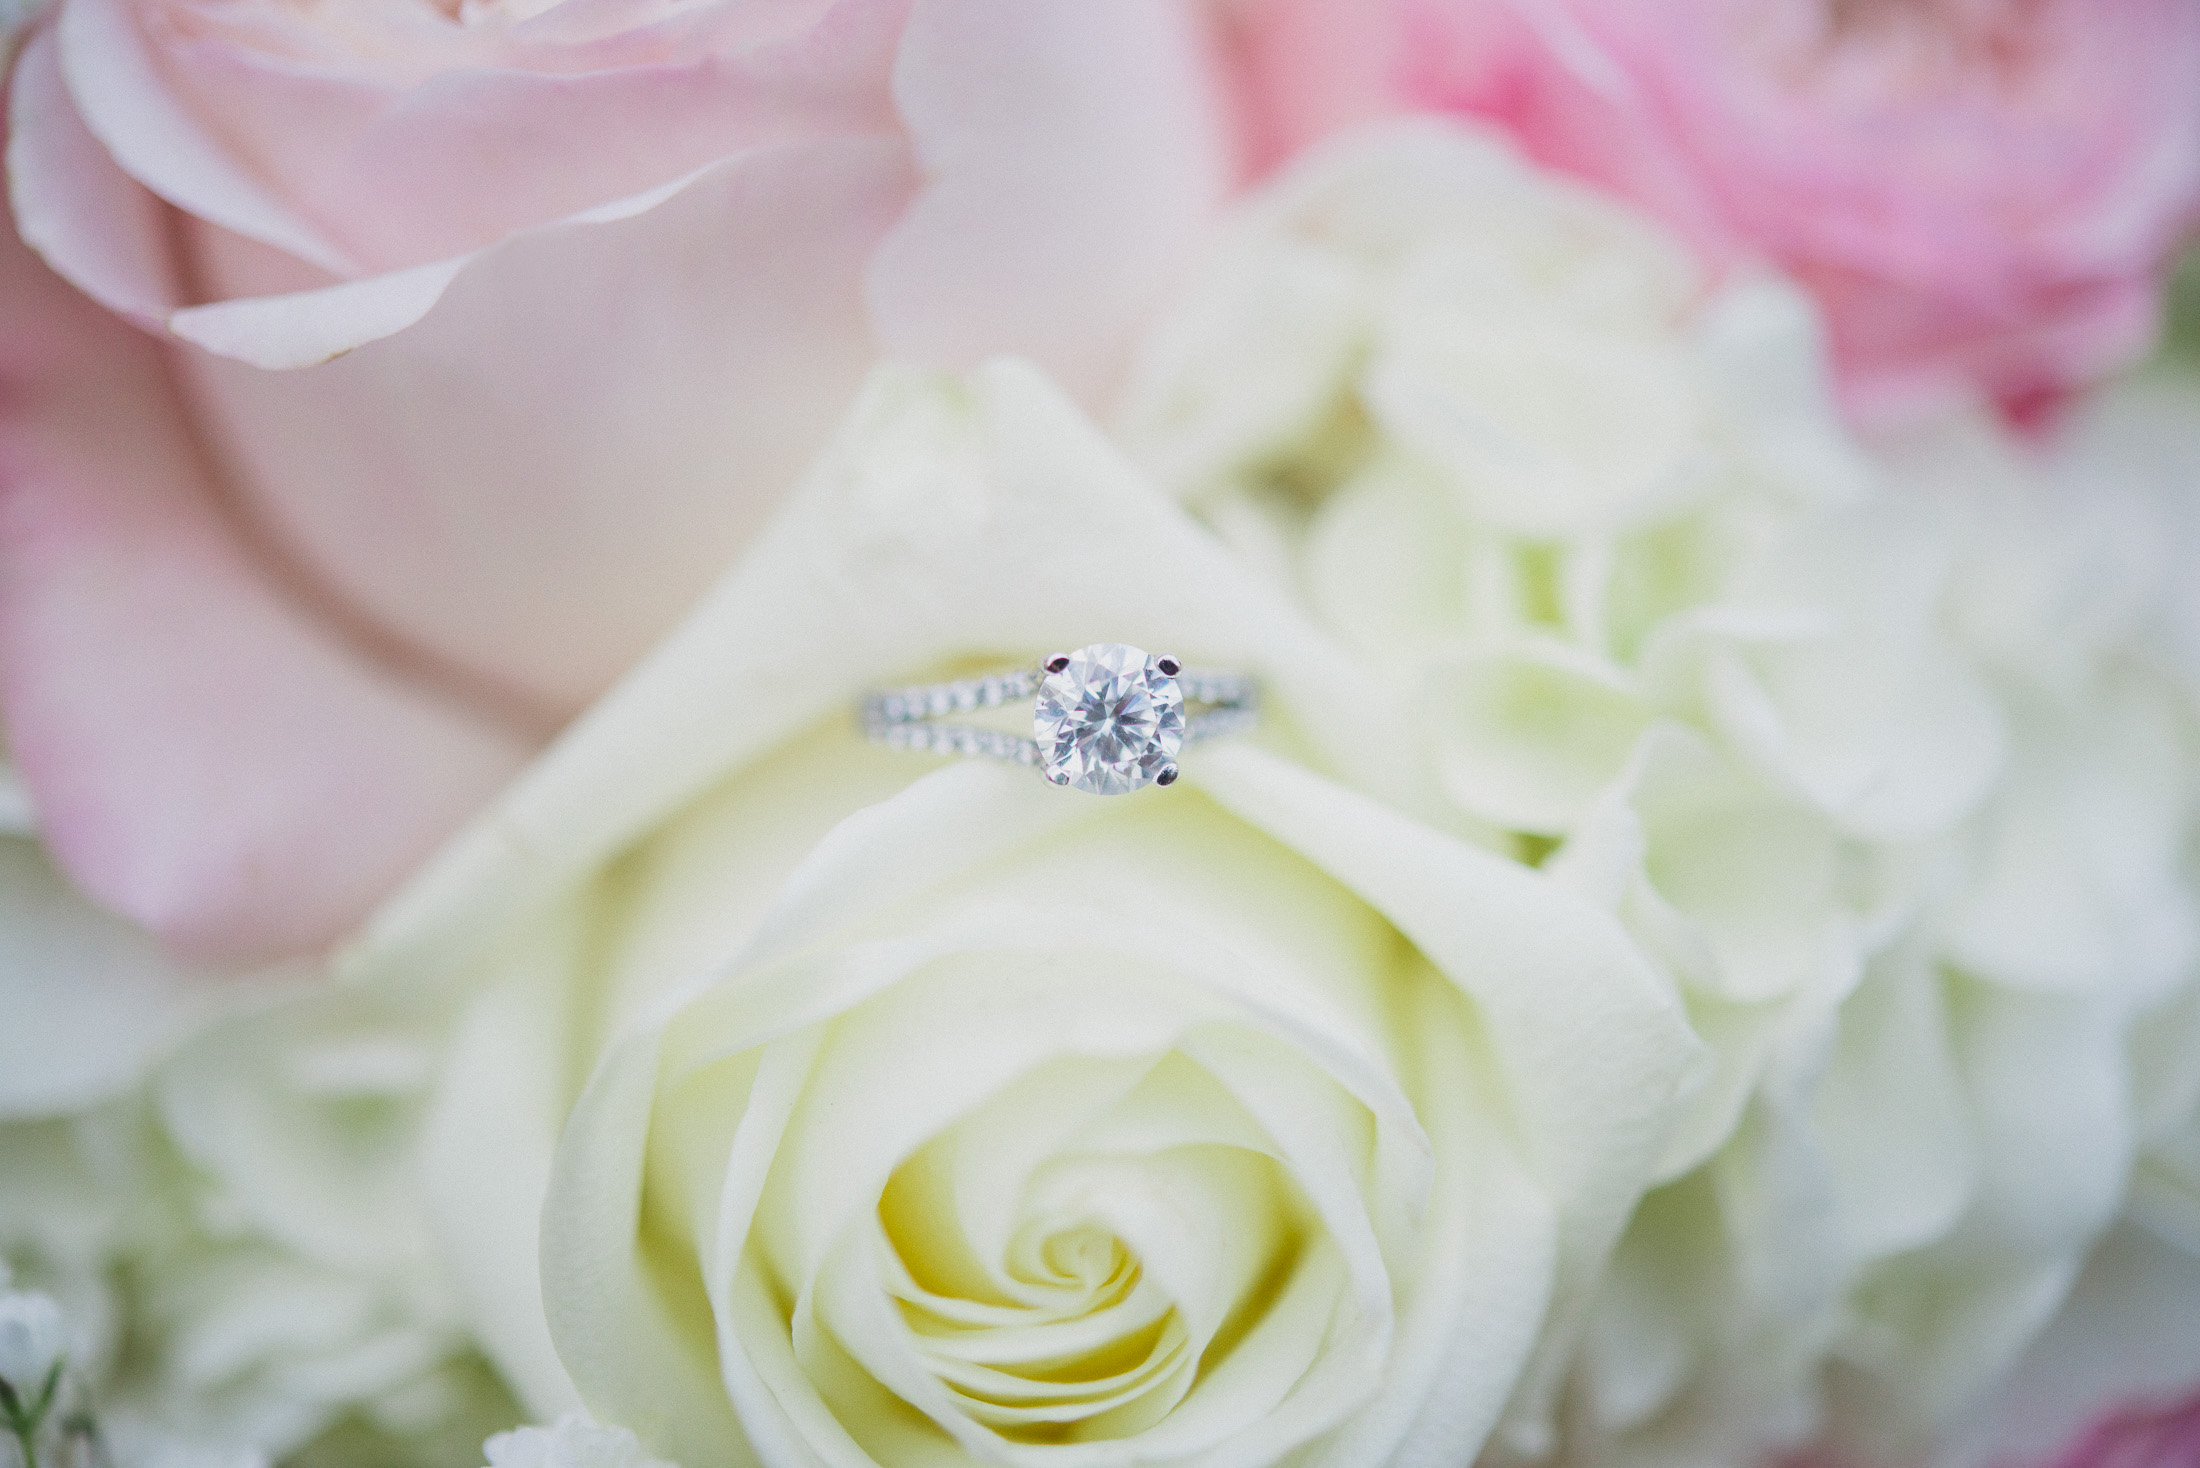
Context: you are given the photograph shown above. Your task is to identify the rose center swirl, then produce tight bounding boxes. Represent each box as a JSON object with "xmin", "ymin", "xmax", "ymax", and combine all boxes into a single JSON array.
[{"xmin": 871, "ymin": 1053, "xmax": 1312, "ymax": 1441}]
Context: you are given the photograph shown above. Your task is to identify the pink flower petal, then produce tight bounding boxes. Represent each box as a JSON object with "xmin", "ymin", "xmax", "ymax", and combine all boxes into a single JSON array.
[
  {"xmin": 167, "ymin": 253, "xmax": 471, "ymax": 370},
  {"xmin": 2030, "ymin": 1389, "xmax": 2200, "ymax": 1468},
  {"xmin": 867, "ymin": 0, "xmax": 1236, "ymax": 398},
  {"xmin": 1934, "ymin": 1224, "xmax": 2200, "ymax": 1468},
  {"xmin": 175, "ymin": 135, "xmax": 920, "ymax": 714},
  {"xmin": 0, "ymin": 151, "xmax": 533, "ymax": 962},
  {"xmin": 89, "ymin": 0, "xmax": 910, "ymax": 274},
  {"xmin": 1388, "ymin": 0, "xmax": 2200, "ymax": 422},
  {"xmin": 1206, "ymin": 0, "xmax": 1411, "ymax": 173},
  {"xmin": 1, "ymin": 0, "xmax": 1245, "ymax": 964},
  {"xmin": 5, "ymin": 28, "xmax": 183, "ymax": 329},
  {"xmin": 55, "ymin": 0, "xmax": 356, "ymax": 273},
  {"xmin": 14, "ymin": 0, "xmax": 1236, "ymax": 720}
]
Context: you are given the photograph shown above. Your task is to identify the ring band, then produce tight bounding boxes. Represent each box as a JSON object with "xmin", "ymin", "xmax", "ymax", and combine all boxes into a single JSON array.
[{"xmin": 861, "ymin": 643, "xmax": 1258, "ymax": 795}]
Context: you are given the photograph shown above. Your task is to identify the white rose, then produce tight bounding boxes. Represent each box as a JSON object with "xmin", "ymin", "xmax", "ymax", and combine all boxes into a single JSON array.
[
  {"xmin": 352, "ymin": 361, "xmax": 1706, "ymax": 1468},
  {"xmin": 1115, "ymin": 124, "xmax": 2200, "ymax": 1461}
]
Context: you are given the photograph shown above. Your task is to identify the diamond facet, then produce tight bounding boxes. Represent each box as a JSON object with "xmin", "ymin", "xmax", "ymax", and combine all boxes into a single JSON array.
[{"xmin": 1033, "ymin": 643, "xmax": 1186, "ymax": 795}]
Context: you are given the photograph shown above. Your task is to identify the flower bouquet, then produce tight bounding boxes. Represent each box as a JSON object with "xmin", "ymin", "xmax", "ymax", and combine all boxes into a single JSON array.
[{"xmin": 3, "ymin": 3, "xmax": 2199, "ymax": 1468}]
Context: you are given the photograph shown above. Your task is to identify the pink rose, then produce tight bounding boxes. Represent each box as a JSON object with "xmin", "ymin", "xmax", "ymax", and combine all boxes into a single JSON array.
[
  {"xmin": 0, "ymin": 0, "xmax": 1234, "ymax": 961},
  {"xmin": 1761, "ymin": 1390, "xmax": 2200, "ymax": 1468},
  {"xmin": 1204, "ymin": 0, "xmax": 1412, "ymax": 173},
  {"xmin": 1223, "ymin": 0, "xmax": 2200, "ymax": 423}
]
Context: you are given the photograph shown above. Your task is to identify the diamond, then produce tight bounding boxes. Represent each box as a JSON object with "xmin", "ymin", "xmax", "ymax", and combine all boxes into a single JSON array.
[{"xmin": 1033, "ymin": 644, "xmax": 1186, "ymax": 795}]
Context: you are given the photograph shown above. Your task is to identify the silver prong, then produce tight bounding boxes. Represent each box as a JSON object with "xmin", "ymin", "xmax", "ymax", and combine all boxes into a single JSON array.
[
  {"xmin": 1155, "ymin": 763, "xmax": 1179, "ymax": 787},
  {"xmin": 1048, "ymin": 768, "xmax": 1072, "ymax": 786},
  {"xmin": 1044, "ymin": 653, "xmax": 1071, "ymax": 674},
  {"xmin": 1155, "ymin": 655, "xmax": 1181, "ymax": 677}
]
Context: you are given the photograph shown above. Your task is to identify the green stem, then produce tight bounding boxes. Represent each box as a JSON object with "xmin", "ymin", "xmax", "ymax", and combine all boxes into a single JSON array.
[{"xmin": 0, "ymin": 1364, "xmax": 60, "ymax": 1468}]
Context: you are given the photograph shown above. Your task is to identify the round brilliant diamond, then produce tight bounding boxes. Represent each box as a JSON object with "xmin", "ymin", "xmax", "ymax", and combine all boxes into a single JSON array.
[{"xmin": 1032, "ymin": 643, "xmax": 1185, "ymax": 795}]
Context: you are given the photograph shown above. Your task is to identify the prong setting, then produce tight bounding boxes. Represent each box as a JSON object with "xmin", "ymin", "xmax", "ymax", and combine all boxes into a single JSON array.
[
  {"xmin": 1156, "ymin": 763, "xmax": 1179, "ymax": 787},
  {"xmin": 1044, "ymin": 653, "xmax": 1071, "ymax": 674},
  {"xmin": 1156, "ymin": 656, "xmax": 1181, "ymax": 677}
]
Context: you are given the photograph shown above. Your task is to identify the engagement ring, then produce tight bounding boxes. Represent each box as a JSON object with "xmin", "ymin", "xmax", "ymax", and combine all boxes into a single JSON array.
[{"xmin": 861, "ymin": 643, "xmax": 1259, "ymax": 795}]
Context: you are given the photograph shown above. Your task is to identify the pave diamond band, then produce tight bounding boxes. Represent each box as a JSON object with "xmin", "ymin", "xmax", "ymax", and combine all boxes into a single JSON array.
[{"xmin": 861, "ymin": 644, "xmax": 1258, "ymax": 795}]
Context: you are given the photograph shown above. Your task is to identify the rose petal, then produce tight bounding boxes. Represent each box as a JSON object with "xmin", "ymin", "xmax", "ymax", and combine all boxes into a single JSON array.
[
  {"xmin": 540, "ymin": 758, "xmax": 1546, "ymax": 1468},
  {"xmin": 1364, "ymin": 328, "xmax": 1717, "ymax": 540},
  {"xmin": 56, "ymin": 0, "xmax": 356, "ymax": 274},
  {"xmin": 1190, "ymin": 741, "xmax": 1706, "ymax": 1435},
  {"xmin": 18, "ymin": 0, "xmax": 1238, "ymax": 719},
  {"xmin": 0, "ymin": 151, "xmax": 532, "ymax": 960},
  {"xmin": 104, "ymin": 0, "xmax": 909, "ymax": 275},
  {"xmin": 1301, "ymin": 975, "xmax": 1557, "ymax": 1468},
  {"xmin": 175, "ymin": 136, "xmax": 918, "ymax": 712},
  {"xmin": 867, "ymin": 0, "xmax": 1235, "ymax": 398},
  {"xmin": 539, "ymin": 1022, "xmax": 745, "ymax": 1468},
  {"xmin": 1206, "ymin": 0, "xmax": 1411, "ymax": 173},
  {"xmin": 1300, "ymin": 463, "xmax": 1476, "ymax": 662},
  {"xmin": 1396, "ymin": 0, "xmax": 2200, "ymax": 420},
  {"xmin": 5, "ymin": 28, "xmax": 183, "ymax": 327},
  {"xmin": 419, "ymin": 929, "xmax": 591, "ymax": 1421},
  {"xmin": 166, "ymin": 255, "xmax": 471, "ymax": 371}
]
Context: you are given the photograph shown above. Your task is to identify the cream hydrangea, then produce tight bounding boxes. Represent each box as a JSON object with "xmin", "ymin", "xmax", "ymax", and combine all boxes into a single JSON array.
[
  {"xmin": 0, "ymin": 852, "xmax": 523, "ymax": 1468},
  {"xmin": 0, "ymin": 1096, "xmax": 517, "ymax": 1468},
  {"xmin": 2056, "ymin": 373, "xmax": 2200, "ymax": 1276},
  {"xmin": 1118, "ymin": 124, "xmax": 2200, "ymax": 1462},
  {"xmin": 1572, "ymin": 407, "xmax": 2200, "ymax": 1466},
  {"xmin": 340, "ymin": 360, "xmax": 1706, "ymax": 1468},
  {"xmin": 1120, "ymin": 121, "xmax": 1995, "ymax": 861},
  {"xmin": 0, "ymin": 760, "xmax": 231, "ymax": 1123}
]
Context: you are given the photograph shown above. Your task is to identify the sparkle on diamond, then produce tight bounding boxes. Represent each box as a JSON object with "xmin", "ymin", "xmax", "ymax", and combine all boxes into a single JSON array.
[{"xmin": 1033, "ymin": 644, "xmax": 1185, "ymax": 795}]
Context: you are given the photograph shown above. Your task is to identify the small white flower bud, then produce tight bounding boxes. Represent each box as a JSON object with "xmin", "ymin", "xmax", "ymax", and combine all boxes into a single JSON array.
[{"xmin": 483, "ymin": 1414, "xmax": 675, "ymax": 1468}]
